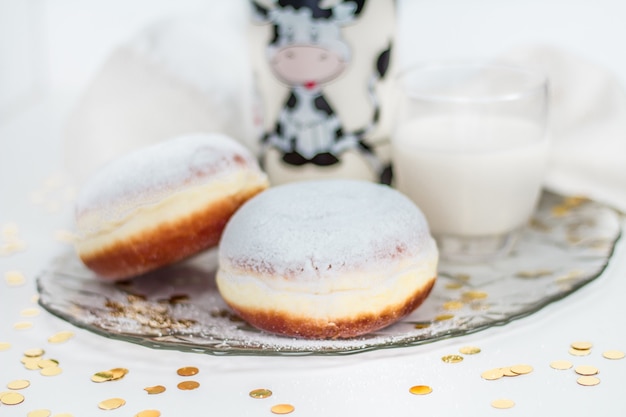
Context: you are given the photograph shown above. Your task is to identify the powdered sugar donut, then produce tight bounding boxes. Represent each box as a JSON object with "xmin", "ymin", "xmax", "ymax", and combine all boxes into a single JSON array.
[
  {"xmin": 74, "ymin": 133, "xmax": 269, "ymax": 281},
  {"xmin": 216, "ymin": 179, "xmax": 438, "ymax": 339}
]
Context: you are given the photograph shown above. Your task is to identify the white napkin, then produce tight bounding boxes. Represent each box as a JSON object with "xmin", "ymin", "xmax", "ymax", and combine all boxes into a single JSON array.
[
  {"xmin": 64, "ymin": 17, "xmax": 626, "ymax": 213},
  {"xmin": 63, "ymin": 3, "xmax": 259, "ymax": 184},
  {"xmin": 497, "ymin": 44, "xmax": 626, "ymax": 213}
]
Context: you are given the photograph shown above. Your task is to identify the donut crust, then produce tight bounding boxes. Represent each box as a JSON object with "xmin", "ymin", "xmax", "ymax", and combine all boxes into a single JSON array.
[
  {"xmin": 79, "ymin": 185, "xmax": 265, "ymax": 280},
  {"xmin": 223, "ymin": 276, "xmax": 436, "ymax": 339}
]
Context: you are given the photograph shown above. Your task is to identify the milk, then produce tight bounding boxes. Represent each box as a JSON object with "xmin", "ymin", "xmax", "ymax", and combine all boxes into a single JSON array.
[{"xmin": 393, "ymin": 116, "xmax": 549, "ymax": 236}]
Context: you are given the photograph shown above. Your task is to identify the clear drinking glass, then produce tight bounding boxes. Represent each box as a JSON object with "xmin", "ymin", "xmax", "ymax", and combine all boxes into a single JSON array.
[{"xmin": 392, "ymin": 62, "xmax": 550, "ymax": 262}]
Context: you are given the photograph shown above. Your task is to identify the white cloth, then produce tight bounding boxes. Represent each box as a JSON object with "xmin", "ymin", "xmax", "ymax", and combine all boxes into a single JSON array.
[
  {"xmin": 64, "ymin": 16, "xmax": 626, "ymax": 212},
  {"xmin": 497, "ymin": 44, "xmax": 626, "ymax": 213}
]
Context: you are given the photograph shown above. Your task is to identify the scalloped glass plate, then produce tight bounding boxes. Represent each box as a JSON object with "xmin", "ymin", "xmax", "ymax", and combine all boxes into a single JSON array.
[{"xmin": 37, "ymin": 192, "xmax": 622, "ymax": 356}]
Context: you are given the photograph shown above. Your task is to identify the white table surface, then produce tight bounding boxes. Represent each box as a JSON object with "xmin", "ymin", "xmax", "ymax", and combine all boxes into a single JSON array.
[{"xmin": 1, "ymin": 95, "xmax": 625, "ymax": 417}]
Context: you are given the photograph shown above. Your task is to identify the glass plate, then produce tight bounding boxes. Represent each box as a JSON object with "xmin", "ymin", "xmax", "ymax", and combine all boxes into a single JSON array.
[{"xmin": 37, "ymin": 192, "xmax": 622, "ymax": 356}]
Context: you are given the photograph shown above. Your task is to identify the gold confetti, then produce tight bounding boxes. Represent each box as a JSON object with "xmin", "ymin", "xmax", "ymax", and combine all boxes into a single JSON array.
[
  {"xmin": 501, "ymin": 367, "xmax": 518, "ymax": 377},
  {"xmin": 98, "ymin": 398, "xmax": 126, "ymax": 410},
  {"xmin": 441, "ymin": 354, "xmax": 464, "ymax": 363},
  {"xmin": 0, "ymin": 342, "xmax": 11, "ymax": 351},
  {"xmin": 491, "ymin": 398, "xmax": 515, "ymax": 409},
  {"xmin": 249, "ymin": 388, "xmax": 273, "ymax": 399},
  {"xmin": 510, "ymin": 364, "xmax": 533, "ymax": 375},
  {"xmin": 576, "ymin": 376, "xmax": 600, "ymax": 386},
  {"xmin": 571, "ymin": 341, "xmax": 593, "ymax": 351},
  {"xmin": 1, "ymin": 391, "xmax": 25, "ymax": 405},
  {"xmin": 20, "ymin": 308, "xmax": 40, "ymax": 317},
  {"xmin": 144, "ymin": 385, "xmax": 166, "ymax": 395},
  {"xmin": 40, "ymin": 366, "xmax": 62, "ymax": 376},
  {"xmin": 38, "ymin": 359, "xmax": 59, "ymax": 369},
  {"xmin": 23, "ymin": 347, "xmax": 45, "ymax": 357},
  {"xmin": 27, "ymin": 409, "xmax": 52, "ymax": 417},
  {"xmin": 462, "ymin": 290, "xmax": 488, "ymax": 301},
  {"xmin": 550, "ymin": 360, "xmax": 573, "ymax": 370},
  {"xmin": 574, "ymin": 365, "xmax": 599, "ymax": 376},
  {"xmin": 569, "ymin": 347, "xmax": 591, "ymax": 357},
  {"xmin": 177, "ymin": 381, "xmax": 200, "ymax": 390},
  {"xmin": 414, "ymin": 323, "xmax": 431, "ymax": 329},
  {"xmin": 48, "ymin": 331, "xmax": 75, "ymax": 344},
  {"xmin": 91, "ymin": 371, "xmax": 114, "ymax": 382},
  {"xmin": 481, "ymin": 368, "xmax": 504, "ymax": 381},
  {"xmin": 176, "ymin": 366, "xmax": 199, "ymax": 377},
  {"xmin": 5, "ymin": 270, "xmax": 26, "ymax": 286},
  {"xmin": 516, "ymin": 269, "xmax": 553, "ymax": 278},
  {"xmin": 409, "ymin": 385, "xmax": 433, "ymax": 395},
  {"xmin": 444, "ymin": 282, "xmax": 464, "ymax": 290},
  {"xmin": 602, "ymin": 350, "xmax": 625, "ymax": 360},
  {"xmin": 459, "ymin": 346, "xmax": 481, "ymax": 355},
  {"xmin": 135, "ymin": 411, "xmax": 161, "ymax": 417},
  {"xmin": 7, "ymin": 379, "xmax": 30, "ymax": 390},
  {"xmin": 435, "ymin": 314, "xmax": 454, "ymax": 322},
  {"xmin": 14, "ymin": 321, "xmax": 33, "ymax": 330},
  {"xmin": 271, "ymin": 404, "xmax": 295, "ymax": 414},
  {"xmin": 109, "ymin": 368, "xmax": 129, "ymax": 380},
  {"xmin": 442, "ymin": 301, "xmax": 464, "ymax": 311}
]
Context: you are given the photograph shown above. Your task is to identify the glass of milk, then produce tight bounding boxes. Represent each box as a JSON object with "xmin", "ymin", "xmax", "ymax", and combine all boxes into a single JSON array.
[{"xmin": 392, "ymin": 62, "xmax": 549, "ymax": 262}]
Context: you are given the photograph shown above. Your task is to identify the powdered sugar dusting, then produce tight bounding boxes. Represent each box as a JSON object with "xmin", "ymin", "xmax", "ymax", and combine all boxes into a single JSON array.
[
  {"xmin": 219, "ymin": 180, "xmax": 436, "ymax": 279},
  {"xmin": 75, "ymin": 133, "xmax": 263, "ymax": 222}
]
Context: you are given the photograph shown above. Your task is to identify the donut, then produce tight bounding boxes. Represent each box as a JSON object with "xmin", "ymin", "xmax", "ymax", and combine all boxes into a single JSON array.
[
  {"xmin": 74, "ymin": 133, "xmax": 269, "ymax": 281},
  {"xmin": 216, "ymin": 179, "xmax": 438, "ymax": 339}
]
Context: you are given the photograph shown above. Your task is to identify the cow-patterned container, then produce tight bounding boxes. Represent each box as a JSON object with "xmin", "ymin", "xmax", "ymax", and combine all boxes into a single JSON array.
[{"xmin": 248, "ymin": 0, "xmax": 396, "ymax": 185}]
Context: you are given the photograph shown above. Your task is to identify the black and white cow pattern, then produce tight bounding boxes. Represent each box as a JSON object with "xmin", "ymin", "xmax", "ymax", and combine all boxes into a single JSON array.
[{"xmin": 252, "ymin": 0, "xmax": 392, "ymax": 183}]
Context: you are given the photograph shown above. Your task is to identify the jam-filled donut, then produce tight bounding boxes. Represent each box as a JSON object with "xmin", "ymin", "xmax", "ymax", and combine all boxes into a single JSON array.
[
  {"xmin": 74, "ymin": 133, "xmax": 269, "ymax": 281},
  {"xmin": 216, "ymin": 179, "xmax": 438, "ymax": 339}
]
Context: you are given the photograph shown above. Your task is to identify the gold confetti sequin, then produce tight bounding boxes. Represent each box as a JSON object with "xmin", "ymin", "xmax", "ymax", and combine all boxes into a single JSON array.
[
  {"xmin": 501, "ymin": 367, "xmax": 518, "ymax": 377},
  {"xmin": 481, "ymin": 368, "xmax": 505, "ymax": 381},
  {"xmin": 48, "ymin": 331, "xmax": 75, "ymax": 344},
  {"xmin": 7, "ymin": 379, "xmax": 30, "ymax": 390},
  {"xmin": 24, "ymin": 348, "xmax": 44, "ymax": 357},
  {"xmin": 20, "ymin": 308, "xmax": 40, "ymax": 317},
  {"xmin": 442, "ymin": 301, "xmax": 464, "ymax": 311},
  {"xmin": 571, "ymin": 341, "xmax": 593, "ymax": 351},
  {"xmin": 27, "ymin": 409, "xmax": 51, "ymax": 417},
  {"xmin": 462, "ymin": 290, "xmax": 488, "ymax": 300},
  {"xmin": 435, "ymin": 314, "xmax": 454, "ymax": 322},
  {"xmin": 414, "ymin": 323, "xmax": 431, "ymax": 329},
  {"xmin": 491, "ymin": 398, "xmax": 515, "ymax": 409},
  {"xmin": 602, "ymin": 350, "xmax": 625, "ymax": 360},
  {"xmin": 0, "ymin": 342, "xmax": 11, "ymax": 351},
  {"xmin": 576, "ymin": 376, "xmax": 600, "ymax": 386},
  {"xmin": 177, "ymin": 381, "xmax": 200, "ymax": 390},
  {"xmin": 98, "ymin": 398, "xmax": 126, "ymax": 410},
  {"xmin": 441, "ymin": 354, "xmax": 464, "ymax": 363},
  {"xmin": 144, "ymin": 385, "xmax": 166, "ymax": 395},
  {"xmin": 510, "ymin": 364, "xmax": 533, "ymax": 375},
  {"xmin": 459, "ymin": 346, "xmax": 481, "ymax": 355},
  {"xmin": 91, "ymin": 372, "xmax": 114, "ymax": 383},
  {"xmin": 574, "ymin": 365, "xmax": 599, "ymax": 376},
  {"xmin": 249, "ymin": 388, "xmax": 273, "ymax": 399},
  {"xmin": 550, "ymin": 360, "xmax": 573, "ymax": 370},
  {"xmin": 271, "ymin": 404, "xmax": 295, "ymax": 414},
  {"xmin": 135, "ymin": 411, "xmax": 161, "ymax": 417},
  {"xmin": 445, "ymin": 282, "xmax": 464, "ymax": 290},
  {"xmin": 109, "ymin": 368, "xmax": 129, "ymax": 380},
  {"xmin": 40, "ymin": 366, "xmax": 62, "ymax": 376},
  {"xmin": 14, "ymin": 321, "xmax": 33, "ymax": 330},
  {"xmin": 409, "ymin": 385, "xmax": 433, "ymax": 395},
  {"xmin": 5, "ymin": 270, "xmax": 26, "ymax": 286},
  {"xmin": 176, "ymin": 366, "xmax": 199, "ymax": 377},
  {"xmin": 38, "ymin": 359, "xmax": 59, "ymax": 369},
  {"xmin": 1, "ymin": 392, "xmax": 25, "ymax": 405},
  {"xmin": 569, "ymin": 347, "xmax": 591, "ymax": 356}
]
